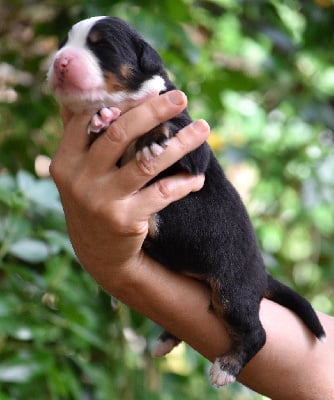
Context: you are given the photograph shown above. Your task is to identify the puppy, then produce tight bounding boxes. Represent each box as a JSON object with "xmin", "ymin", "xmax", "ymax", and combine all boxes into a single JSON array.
[{"xmin": 48, "ymin": 16, "xmax": 326, "ymax": 387}]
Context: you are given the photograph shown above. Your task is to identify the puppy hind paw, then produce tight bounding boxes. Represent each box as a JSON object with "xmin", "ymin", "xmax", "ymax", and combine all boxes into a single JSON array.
[
  {"xmin": 88, "ymin": 107, "xmax": 121, "ymax": 135},
  {"xmin": 209, "ymin": 358, "xmax": 237, "ymax": 388}
]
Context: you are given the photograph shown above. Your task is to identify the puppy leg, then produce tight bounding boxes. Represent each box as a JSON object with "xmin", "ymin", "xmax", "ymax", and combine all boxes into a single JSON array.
[
  {"xmin": 151, "ymin": 331, "xmax": 181, "ymax": 357},
  {"xmin": 135, "ymin": 123, "xmax": 170, "ymax": 163},
  {"xmin": 135, "ymin": 122, "xmax": 211, "ymax": 179},
  {"xmin": 208, "ymin": 277, "xmax": 266, "ymax": 387}
]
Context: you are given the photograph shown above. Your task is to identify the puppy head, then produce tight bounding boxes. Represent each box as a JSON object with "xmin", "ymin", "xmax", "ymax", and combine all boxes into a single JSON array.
[{"xmin": 47, "ymin": 16, "xmax": 167, "ymax": 112}]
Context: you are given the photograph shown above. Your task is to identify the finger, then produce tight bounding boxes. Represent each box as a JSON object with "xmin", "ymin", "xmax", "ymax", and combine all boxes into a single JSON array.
[
  {"xmin": 58, "ymin": 111, "xmax": 93, "ymax": 154},
  {"xmin": 135, "ymin": 173, "xmax": 205, "ymax": 217},
  {"xmin": 87, "ymin": 90, "xmax": 188, "ymax": 173},
  {"xmin": 113, "ymin": 119, "xmax": 210, "ymax": 197},
  {"xmin": 50, "ymin": 110, "xmax": 93, "ymax": 184},
  {"xmin": 61, "ymin": 106, "xmax": 74, "ymax": 126}
]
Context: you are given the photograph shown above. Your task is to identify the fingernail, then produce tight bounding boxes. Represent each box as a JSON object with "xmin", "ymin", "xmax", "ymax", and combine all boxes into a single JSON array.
[
  {"xmin": 192, "ymin": 119, "xmax": 210, "ymax": 134},
  {"xmin": 168, "ymin": 90, "xmax": 185, "ymax": 105}
]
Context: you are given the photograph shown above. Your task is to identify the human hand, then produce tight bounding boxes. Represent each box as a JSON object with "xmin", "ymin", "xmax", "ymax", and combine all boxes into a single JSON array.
[
  {"xmin": 50, "ymin": 92, "xmax": 334, "ymax": 400},
  {"xmin": 50, "ymin": 91, "xmax": 210, "ymax": 292}
]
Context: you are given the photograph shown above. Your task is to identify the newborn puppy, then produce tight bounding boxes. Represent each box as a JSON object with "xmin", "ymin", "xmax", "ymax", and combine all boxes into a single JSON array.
[{"xmin": 48, "ymin": 16, "xmax": 326, "ymax": 387}]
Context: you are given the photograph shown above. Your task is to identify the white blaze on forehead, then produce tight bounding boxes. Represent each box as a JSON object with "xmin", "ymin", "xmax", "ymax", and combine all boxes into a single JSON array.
[
  {"xmin": 67, "ymin": 16, "xmax": 107, "ymax": 47},
  {"xmin": 47, "ymin": 16, "xmax": 107, "ymax": 112}
]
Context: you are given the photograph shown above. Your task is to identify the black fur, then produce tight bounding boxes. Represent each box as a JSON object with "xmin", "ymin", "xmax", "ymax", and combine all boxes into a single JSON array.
[
  {"xmin": 86, "ymin": 17, "xmax": 170, "ymax": 92},
  {"xmin": 54, "ymin": 16, "xmax": 326, "ymax": 385}
]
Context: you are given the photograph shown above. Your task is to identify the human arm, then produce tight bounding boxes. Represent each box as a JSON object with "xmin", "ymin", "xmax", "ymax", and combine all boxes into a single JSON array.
[{"xmin": 50, "ymin": 91, "xmax": 334, "ymax": 400}]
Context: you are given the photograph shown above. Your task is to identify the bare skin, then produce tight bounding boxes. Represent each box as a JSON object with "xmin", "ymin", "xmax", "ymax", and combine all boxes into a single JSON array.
[{"xmin": 50, "ymin": 91, "xmax": 334, "ymax": 400}]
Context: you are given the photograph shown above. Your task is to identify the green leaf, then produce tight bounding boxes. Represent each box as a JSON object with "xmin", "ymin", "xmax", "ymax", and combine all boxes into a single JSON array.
[
  {"xmin": 43, "ymin": 230, "xmax": 75, "ymax": 257},
  {"xmin": 9, "ymin": 238, "xmax": 50, "ymax": 263},
  {"xmin": 0, "ymin": 363, "xmax": 40, "ymax": 383},
  {"xmin": 0, "ymin": 188, "xmax": 13, "ymax": 207}
]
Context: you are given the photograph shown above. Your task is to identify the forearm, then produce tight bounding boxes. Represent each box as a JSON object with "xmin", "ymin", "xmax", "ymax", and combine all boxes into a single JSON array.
[
  {"xmin": 107, "ymin": 255, "xmax": 334, "ymax": 400},
  {"xmin": 241, "ymin": 304, "xmax": 333, "ymax": 399},
  {"xmin": 51, "ymin": 93, "xmax": 334, "ymax": 400}
]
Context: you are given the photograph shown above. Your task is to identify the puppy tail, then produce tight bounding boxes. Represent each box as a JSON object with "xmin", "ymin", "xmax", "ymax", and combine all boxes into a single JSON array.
[{"xmin": 265, "ymin": 275, "xmax": 326, "ymax": 341}]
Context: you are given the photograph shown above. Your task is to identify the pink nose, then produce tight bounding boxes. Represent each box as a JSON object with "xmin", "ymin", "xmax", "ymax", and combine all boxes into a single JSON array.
[
  {"xmin": 54, "ymin": 54, "xmax": 72, "ymax": 71},
  {"xmin": 49, "ymin": 47, "xmax": 104, "ymax": 92}
]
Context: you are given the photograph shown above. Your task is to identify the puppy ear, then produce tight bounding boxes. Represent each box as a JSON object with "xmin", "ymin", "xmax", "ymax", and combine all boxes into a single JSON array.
[{"xmin": 138, "ymin": 42, "xmax": 162, "ymax": 74}]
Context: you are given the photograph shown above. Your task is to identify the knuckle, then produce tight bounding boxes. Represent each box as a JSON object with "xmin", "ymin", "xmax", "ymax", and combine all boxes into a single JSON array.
[
  {"xmin": 173, "ymin": 131, "xmax": 189, "ymax": 152},
  {"xmin": 108, "ymin": 204, "xmax": 128, "ymax": 228},
  {"xmin": 48, "ymin": 159, "xmax": 58, "ymax": 180},
  {"xmin": 136, "ymin": 158, "xmax": 159, "ymax": 178},
  {"xmin": 103, "ymin": 122, "xmax": 127, "ymax": 144},
  {"xmin": 150, "ymin": 104, "xmax": 163, "ymax": 122},
  {"xmin": 120, "ymin": 221, "xmax": 147, "ymax": 236},
  {"xmin": 108, "ymin": 208, "xmax": 146, "ymax": 236},
  {"xmin": 148, "ymin": 99, "xmax": 168, "ymax": 124},
  {"xmin": 155, "ymin": 179, "xmax": 172, "ymax": 200},
  {"xmin": 49, "ymin": 157, "xmax": 67, "ymax": 185}
]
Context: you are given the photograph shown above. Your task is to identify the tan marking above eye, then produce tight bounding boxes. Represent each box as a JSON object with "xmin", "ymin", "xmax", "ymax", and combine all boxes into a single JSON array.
[
  {"xmin": 208, "ymin": 277, "xmax": 230, "ymax": 318},
  {"xmin": 88, "ymin": 29, "xmax": 102, "ymax": 43},
  {"xmin": 119, "ymin": 63, "xmax": 133, "ymax": 80},
  {"xmin": 104, "ymin": 71, "xmax": 126, "ymax": 93}
]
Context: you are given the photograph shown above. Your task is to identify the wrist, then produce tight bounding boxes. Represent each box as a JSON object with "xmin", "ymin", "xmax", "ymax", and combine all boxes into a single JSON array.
[{"xmin": 94, "ymin": 251, "xmax": 147, "ymax": 299}]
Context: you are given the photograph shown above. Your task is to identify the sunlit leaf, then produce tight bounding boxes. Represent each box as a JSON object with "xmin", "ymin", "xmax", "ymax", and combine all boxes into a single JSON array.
[
  {"xmin": 9, "ymin": 238, "xmax": 50, "ymax": 263},
  {"xmin": 0, "ymin": 363, "xmax": 40, "ymax": 383}
]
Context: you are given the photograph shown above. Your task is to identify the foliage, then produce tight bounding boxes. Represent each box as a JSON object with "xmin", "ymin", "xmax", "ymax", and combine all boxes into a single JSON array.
[{"xmin": 0, "ymin": 0, "xmax": 333, "ymax": 399}]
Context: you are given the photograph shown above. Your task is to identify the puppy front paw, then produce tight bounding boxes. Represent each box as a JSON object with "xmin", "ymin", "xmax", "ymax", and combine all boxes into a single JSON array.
[
  {"xmin": 135, "ymin": 124, "xmax": 170, "ymax": 163},
  {"xmin": 88, "ymin": 107, "xmax": 121, "ymax": 135},
  {"xmin": 151, "ymin": 331, "xmax": 181, "ymax": 357}
]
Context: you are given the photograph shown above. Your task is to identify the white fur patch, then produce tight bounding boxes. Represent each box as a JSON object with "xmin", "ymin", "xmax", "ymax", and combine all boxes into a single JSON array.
[
  {"xmin": 47, "ymin": 17, "xmax": 107, "ymax": 111},
  {"xmin": 319, "ymin": 334, "xmax": 327, "ymax": 344},
  {"xmin": 132, "ymin": 75, "xmax": 166, "ymax": 99},
  {"xmin": 68, "ymin": 16, "xmax": 107, "ymax": 46},
  {"xmin": 106, "ymin": 75, "xmax": 166, "ymax": 103},
  {"xmin": 47, "ymin": 16, "xmax": 107, "ymax": 84},
  {"xmin": 209, "ymin": 359, "xmax": 236, "ymax": 387}
]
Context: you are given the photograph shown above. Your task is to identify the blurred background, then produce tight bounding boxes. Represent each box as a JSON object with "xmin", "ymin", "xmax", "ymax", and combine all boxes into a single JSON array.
[{"xmin": 0, "ymin": 0, "xmax": 333, "ymax": 399}]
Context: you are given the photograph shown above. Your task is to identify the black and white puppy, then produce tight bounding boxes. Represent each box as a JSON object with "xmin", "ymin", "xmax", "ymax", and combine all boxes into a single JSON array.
[{"xmin": 48, "ymin": 16, "xmax": 326, "ymax": 387}]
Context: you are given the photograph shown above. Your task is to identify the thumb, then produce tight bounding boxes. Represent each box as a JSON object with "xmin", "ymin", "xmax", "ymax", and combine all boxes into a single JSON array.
[{"xmin": 61, "ymin": 106, "xmax": 74, "ymax": 127}]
